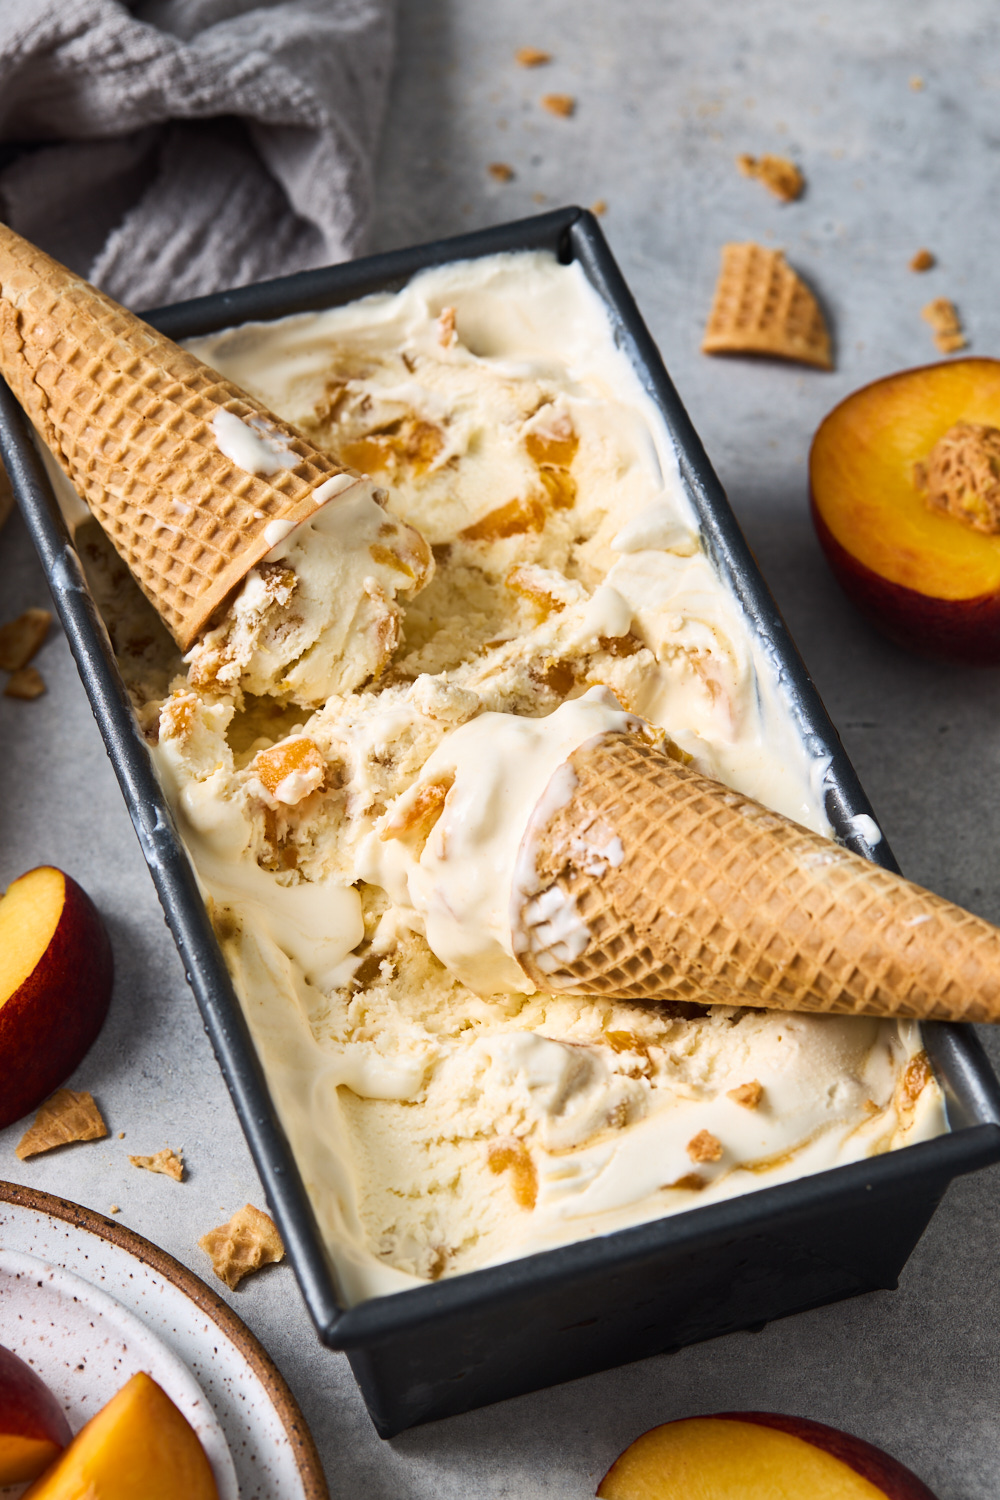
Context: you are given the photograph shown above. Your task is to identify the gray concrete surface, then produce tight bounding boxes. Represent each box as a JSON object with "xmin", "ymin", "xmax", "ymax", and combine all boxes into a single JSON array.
[{"xmin": 3, "ymin": 1, "xmax": 1000, "ymax": 1494}]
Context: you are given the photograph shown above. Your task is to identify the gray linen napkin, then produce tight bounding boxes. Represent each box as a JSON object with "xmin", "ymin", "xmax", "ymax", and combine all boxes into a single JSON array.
[{"xmin": 0, "ymin": 0, "xmax": 395, "ymax": 307}]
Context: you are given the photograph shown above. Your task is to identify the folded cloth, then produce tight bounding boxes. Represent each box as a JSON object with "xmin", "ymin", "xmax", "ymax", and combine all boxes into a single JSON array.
[{"xmin": 0, "ymin": 0, "xmax": 395, "ymax": 307}]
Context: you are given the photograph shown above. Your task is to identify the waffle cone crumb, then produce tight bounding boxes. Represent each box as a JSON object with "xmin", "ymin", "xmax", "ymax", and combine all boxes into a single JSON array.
[
  {"xmin": 910, "ymin": 248, "xmax": 935, "ymax": 272},
  {"xmin": 16, "ymin": 1089, "xmax": 107, "ymax": 1159},
  {"xmin": 727, "ymin": 1080, "xmax": 764, "ymax": 1110},
  {"xmin": 702, "ymin": 242, "xmax": 832, "ymax": 370},
  {"xmin": 4, "ymin": 665, "xmax": 45, "ymax": 699},
  {"xmin": 129, "ymin": 1146, "xmax": 185, "ymax": 1181},
  {"xmin": 542, "ymin": 93, "xmax": 575, "ymax": 117},
  {"xmin": 199, "ymin": 1203, "xmax": 285, "ymax": 1289},
  {"xmin": 488, "ymin": 162, "xmax": 514, "ymax": 182},
  {"xmin": 516, "ymin": 46, "xmax": 551, "ymax": 66},
  {"xmin": 0, "ymin": 607, "xmax": 51, "ymax": 671},
  {"xmin": 736, "ymin": 153, "xmax": 804, "ymax": 202},
  {"xmin": 686, "ymin": 1129, "xmax": 724, "ymax": 1164},
  {"xmin": 922, "ymin": 297, "xmax": 967, "ymax": 353}
]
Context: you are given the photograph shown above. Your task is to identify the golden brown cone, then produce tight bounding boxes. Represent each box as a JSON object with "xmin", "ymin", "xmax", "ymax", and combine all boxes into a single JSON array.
[
  {"xmin": 514, "ymin": 731, "xmax": 1000, "ymax": 1022},
  {"xmin": 0, "ymin": 224, "xmax": 364, "ymax": 649},
  {"xmin": 702, "ymin": 242, "xmax": 833, "ymax": 370}
]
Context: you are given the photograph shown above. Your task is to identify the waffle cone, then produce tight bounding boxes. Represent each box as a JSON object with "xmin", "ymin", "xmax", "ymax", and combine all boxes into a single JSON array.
[
  {"xmin": 702, "ymin": 242, "xmax": 832, "ymax": 370},
  {"xmin": 514, "ymin": 731, "xmax": 1000, "ymax": 1022},
  {"xmin": 0, "ymin": 225, "xmax": 363, "ymax": 648}
]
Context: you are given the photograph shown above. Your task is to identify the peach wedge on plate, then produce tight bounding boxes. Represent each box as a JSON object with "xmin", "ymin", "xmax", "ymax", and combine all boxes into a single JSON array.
[
  {"xmin": 0, "ymin": 866, "xmax": 113, "ymax": 1129},
  {"xmin": 0, "ymin": 1344, "xmax": 72, "ymax": 1485},
  {"xmin": 810, "ymin": 357, "xmax": 1000, "ymax": 664},
  {"xmin": 22, "ymin": 1371, "xmax": 219, "ymax": 1500},
  {"xmin": 597, "ymin": 1413, "xmax": 938, "ymax": 1499}
]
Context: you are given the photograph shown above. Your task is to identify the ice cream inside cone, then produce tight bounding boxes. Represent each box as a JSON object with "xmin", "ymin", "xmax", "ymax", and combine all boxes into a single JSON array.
[
  {"xmin": 0, "ymin": 224, "xmax": 433, "ymax": 705},
  {"xmin": 366, "ymin": 697, "xmax": 1000, "ymax": 1024}
]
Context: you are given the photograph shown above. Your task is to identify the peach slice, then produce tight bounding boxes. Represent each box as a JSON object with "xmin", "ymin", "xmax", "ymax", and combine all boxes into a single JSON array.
[
  {"xmin": 22, "ymin": 1371, "xmax": 218, "ymax": 1500},
  {"xmin": 0, "ymin": 1345, "xmax": 71, "ymax": 1485},
  {"xmin": 0, "ymin": 867, "xmax": 113, "ymax": 1129},
  {"xmin": 597, "ymin": 1413, "xmax": 937, "ymax": 1499},
  {"xmin": 810, "ymin": 358, "xmax": 1000, "ymax": 663}
]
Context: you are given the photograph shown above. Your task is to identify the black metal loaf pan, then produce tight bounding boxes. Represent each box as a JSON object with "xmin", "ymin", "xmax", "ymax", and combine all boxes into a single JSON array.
[{"xmin": 4, "ymin": 207, "xmax": 1000, "ymax": 1438}]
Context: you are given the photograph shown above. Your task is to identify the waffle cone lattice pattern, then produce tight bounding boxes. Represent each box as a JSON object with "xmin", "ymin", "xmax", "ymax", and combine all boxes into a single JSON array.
[
  {"xmin": 515, "ymin": 732, "xmax": 1000, "ymax": 1021},
  {"xmin": 701, "ymin": 242, "xmax": 832, "ymax": 370},
  {"xmin": 0, "ymin": 225, "xmax": 355, "ymax": 648}
]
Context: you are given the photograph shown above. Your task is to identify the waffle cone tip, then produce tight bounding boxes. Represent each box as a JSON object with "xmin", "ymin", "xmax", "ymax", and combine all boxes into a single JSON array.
[{"xmin": 0, "ymin": 223, "xmax": 364, "ymax": 649}]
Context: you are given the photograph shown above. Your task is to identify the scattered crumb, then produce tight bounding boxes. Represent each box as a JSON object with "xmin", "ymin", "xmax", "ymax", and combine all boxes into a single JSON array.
[
  {"xmin": 488, "ymin": 161, "xmax": 514, "ymax": 183},
  {"xmin": 736, "ymin": 152, "xmax": 804, "ymax": 202},
  {"xmin": 198, "ymin": 1204, "xmax": 285, "ymax": 1289},
  {"xmin": 118, "ymin": 1131, "xmax": 125, "ymax": 1139},
  {"xmin": 0, "ymin": 607, "xmax": 52, "ymax": 672},
  {"xmin": 437, "ymin": 306, "xmax": 457, "ymax": 349},
  {"xmin": 110, "ymin": 1204, "xmax": 121, "ymax": 1214},
  {"xmin": 727, "ymin": 1080, "xmax": 764, "ymax": 1110},
  {"xmin": 590, "ymin": 198, "xmax": 608, "ymax": 216},
  {"xmin": 532, "ymin": 191, "xmax": 547, "ymax": 204},
  {"xmin": 910, "ymin": 75, "xmax": 925, "ymax": 91},
  {"xmin": 542, "ymin": 93, "xmax": 575, "ymax": 118},
  {"xmin": 516, "ymin": 46, "xmax": 551, "ymax": 67},
  {"xmin": 129, "ymin": 1146, "xmax": 184, "ymax": 1182},
  {"xmin": 687, "ymin": 1129, "xmax": 724, "ymax": 1164},
  {"xmin": 922, "ymin": 296, "xmax": 966, "ymax": 353},
  {"xmin": 17, "ymin": 1090, "xmax": 108, "ymax": 1159},
  {"xmin": 4, "ymin": 666, "xmax": 45, "ymax": 699},
  {"xmin": 910, "ymin": 248, "xmax": 935, "ymax": 272}
]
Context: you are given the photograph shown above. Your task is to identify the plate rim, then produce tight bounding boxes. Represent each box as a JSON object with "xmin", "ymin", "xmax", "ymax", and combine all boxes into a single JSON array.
[{"xmin": 0, "ymin": 1179, "xmax": 329, "ymax": 1500}]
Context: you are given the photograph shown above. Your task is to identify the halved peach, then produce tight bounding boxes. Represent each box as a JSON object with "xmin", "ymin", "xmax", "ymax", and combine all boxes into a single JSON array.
[
  {"xmin": 22, "ymin": 1371, "xmax": 218, "ymax": 1500},
  {"xmin": 810, "ymin": 357, "xmax": 1000, "ymax": 663},
  {"xmin": 0, "ymin": 1345, "xmax": 72, "ymax": 1485},
  {"xmin": 597, "ymin": 1413, "xmax": 937, "ymax": 1498},
  {"xmin": 0, "ymin": 867, "xmax": 113, "ymax": 1129}
]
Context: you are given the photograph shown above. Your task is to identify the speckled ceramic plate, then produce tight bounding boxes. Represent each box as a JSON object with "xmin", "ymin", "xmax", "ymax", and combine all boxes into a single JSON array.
[{"xmin": 0, "ymin": 1182, "xmax": 328, "ymax": 1500}]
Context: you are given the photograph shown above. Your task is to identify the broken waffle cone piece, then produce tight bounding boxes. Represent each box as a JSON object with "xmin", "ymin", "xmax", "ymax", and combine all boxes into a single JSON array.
[
  {"xmin": 199, "ymin": 1204, "xmax": 284, "ymax": 1289},
  {"xmin": 16, "ymin": 1089, "xmax": 107, "ymax": 1159},
  {"xmin": 0, "ymin": 225, "xmax": 371, "ymax": 650},
  {"xmin": 702, "ymin": 242, "xmax": 833, "ymax": 370},
  {"xmin": 513, "ymin": 730, "xmax": 1000, "ymax": 1022}
]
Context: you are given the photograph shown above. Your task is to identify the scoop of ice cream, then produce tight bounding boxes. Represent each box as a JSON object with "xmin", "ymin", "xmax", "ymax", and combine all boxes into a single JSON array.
[
  {"xmin": 185, "ymin": 478, "xmax": 433, "ymax": 706},
  {"xmin": 358, "ymin": 688, "xmax": 642, "ymax": 994}
]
